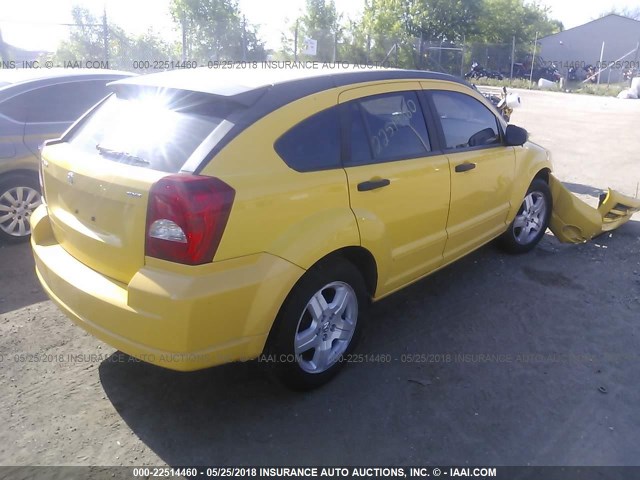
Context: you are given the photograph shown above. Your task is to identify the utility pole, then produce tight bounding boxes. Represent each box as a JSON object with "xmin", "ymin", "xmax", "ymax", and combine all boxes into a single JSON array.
[
  {"xmin": 102, "ymin": 6, "xmax": 109, "ymax": 65},
  {"xmin": 418, "ymin": 31, "xmax": 424, "ymax": 70},
  {"xmin": 460, "ymin": 35, "xmax": 465, "ymax": 76},
  {"xmin": 529, "ymin": 31, "xmax": 538, "ymax": 86},
  {"xmin": 294, "ymin": 20, "xmax": 298, "ymax": 61},
  {"xmin": 181, "ymin": 13, "xmax": 187, "ymax": 62},
  {"xmin": 242, "ymin": 16, "xmax": 247, "ymax": 61},
  {"xmin": 333, "ymin": 30, "xmax": 337, "ymax": 63},
  {"xmin": 597, "ymin": 41, "xmax": 605, "ymax": 84},
  {"xmin": 510, "ymin": 36, "xmax": 516, "ymax": 80}
]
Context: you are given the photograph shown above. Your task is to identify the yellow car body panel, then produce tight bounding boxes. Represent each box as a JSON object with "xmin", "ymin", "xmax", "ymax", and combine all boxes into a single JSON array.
[
  {"xmin": 549, "ymin": 174, "xmax": 640, "ymax": 243},
  {"xmin": 31, "ymin": 205, "xmax": 305, "ymax": 370},
  {"xmin": 344, "ymin": 157, "xmax": 450, "ymax": 295},
  {"xmin": 441, "ymin": 147, "xmax": 515, "ymax": 262},
  {"xmin": 339, "ymin": 81, "xmax": 423, "ymax": 102},
  {"xmin": 337, "ymin": 82, "xmax": 450, "ymax": 295},
  {"xmin": 40, "ymin": 143, "xmax": 167, "ymax": 283},
  {"xmin": 198, "ymin": 87, "xmax": 361, "ymax": 271},
  {"xmin": 505, "ymin": 142, "xmax": 552, "ymax": 223}
]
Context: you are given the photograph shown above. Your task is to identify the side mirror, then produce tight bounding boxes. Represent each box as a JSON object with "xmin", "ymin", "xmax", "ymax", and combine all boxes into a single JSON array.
[{"xmin": 504, "ymin": 124, "xmax": 528, "ymax": 146}]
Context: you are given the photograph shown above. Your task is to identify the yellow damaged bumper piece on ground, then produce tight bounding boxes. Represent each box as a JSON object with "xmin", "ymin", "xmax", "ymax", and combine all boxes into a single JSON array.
[
  {"xmin": 30, "ymin": 205, "xmax": 305, "ymax": 371},
  {"xmin": 549, "ymin": 174, "xmax": 640, "ymax": 243}
]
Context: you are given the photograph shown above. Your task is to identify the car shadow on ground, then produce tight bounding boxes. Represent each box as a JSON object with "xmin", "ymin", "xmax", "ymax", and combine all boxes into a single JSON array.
[
  {"xmin": 98, "ymin": 222, "xmax": 640, "ymax": 466},
  {"xmin": 0, "ymin": 242, "xmax": 47, "ymax": 314}
]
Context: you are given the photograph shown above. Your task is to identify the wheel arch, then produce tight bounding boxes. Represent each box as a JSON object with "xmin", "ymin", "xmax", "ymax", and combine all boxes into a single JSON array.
[
  {"xmin": 278, "ymin": 245, "xmax": 378, "ymax": 305},
  {"xmin": 0, "ymin": 168, "xmax": 40, "ymax": 184},
  {"xmin": 533, "ymin": 167, "xmax": 551, "ymax": 184},
  {"xmin": 507, "ymin": 153, "xmax": 553, "ymax": 223},
  {"xmin": 316, "ymin": 246, "xmax": 378, "ymax": 298},
  {"xmin": 262, "ymin": 245, "xmax": 377, "ymax": 351}
]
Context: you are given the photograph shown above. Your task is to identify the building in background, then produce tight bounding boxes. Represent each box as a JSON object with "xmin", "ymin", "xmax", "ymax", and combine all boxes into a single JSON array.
[{"xmin": 539, "ymin": 14, "xmax": 640, "ymax": 83}]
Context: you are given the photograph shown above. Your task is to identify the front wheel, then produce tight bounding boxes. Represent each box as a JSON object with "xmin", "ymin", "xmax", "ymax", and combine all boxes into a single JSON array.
[
  {"xmin": 266, "ymin": 259, "xmax": 369, "ymax": 390},
  {"xmin": 498, "ymin": 178, "xmax": 552, "ymax": 254}
]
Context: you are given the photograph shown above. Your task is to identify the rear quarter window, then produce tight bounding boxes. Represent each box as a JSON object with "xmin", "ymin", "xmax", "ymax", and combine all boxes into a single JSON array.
[{"xmin": 274, "ymin": 107, "xmax": 341, "ymax": 172}]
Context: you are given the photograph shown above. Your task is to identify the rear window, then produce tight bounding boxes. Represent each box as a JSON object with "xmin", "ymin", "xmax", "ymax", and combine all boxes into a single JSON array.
[{"xmin": 68, "ymin": 89, "xmax": 240, "ymax": 173}]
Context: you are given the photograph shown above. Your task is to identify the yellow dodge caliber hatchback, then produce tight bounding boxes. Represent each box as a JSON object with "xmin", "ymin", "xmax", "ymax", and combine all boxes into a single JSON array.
[{"xmin": 32, "ymin": 67, "xmax": 556, "ymax": 389}]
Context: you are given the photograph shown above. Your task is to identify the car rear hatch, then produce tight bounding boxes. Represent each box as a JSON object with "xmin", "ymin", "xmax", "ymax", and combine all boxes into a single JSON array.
[{"xmin": 40, "ymin": 86, "xmax": 241, "ymax": 284}]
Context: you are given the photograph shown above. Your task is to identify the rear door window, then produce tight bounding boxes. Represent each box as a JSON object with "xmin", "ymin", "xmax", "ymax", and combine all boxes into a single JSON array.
[{"xmin": 345, "ymin": 91, "xmax": 431, "ymax": 166}]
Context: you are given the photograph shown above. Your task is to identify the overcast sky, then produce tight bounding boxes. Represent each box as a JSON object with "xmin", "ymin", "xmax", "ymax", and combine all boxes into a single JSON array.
[{"xmin": 1, "ymin": 0, "xmax": 639, "ymax": 52}]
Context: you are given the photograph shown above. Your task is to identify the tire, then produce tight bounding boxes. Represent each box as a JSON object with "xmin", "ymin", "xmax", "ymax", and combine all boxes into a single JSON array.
[
  {"xmin": 266, "ymin": 259, "xmax": 369, "ymax": 390},
  {"xmin": 0, "ymin": 173, "xmax": 42, "ymax": 244},
  {"xmin": 498, "ymin": 178, "xmax": 551, "ymax": 254}
]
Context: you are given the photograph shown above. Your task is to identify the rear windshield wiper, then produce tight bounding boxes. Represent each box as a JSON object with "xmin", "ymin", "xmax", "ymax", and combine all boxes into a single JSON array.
[{"xmin": 96, "ymin": 144, "xmax": 150, "ymax": 165}]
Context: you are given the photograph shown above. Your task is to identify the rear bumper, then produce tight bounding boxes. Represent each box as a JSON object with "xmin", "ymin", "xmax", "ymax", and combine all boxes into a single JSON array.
[{"xmin": 31, "ymin": 205, "xmax": 305, "ymax": 371}]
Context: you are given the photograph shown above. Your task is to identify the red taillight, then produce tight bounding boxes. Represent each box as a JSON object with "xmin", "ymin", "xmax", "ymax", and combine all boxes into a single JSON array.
[{"xmin": 145, "ymin": 175, "xmax": 235, "ymax": 265}]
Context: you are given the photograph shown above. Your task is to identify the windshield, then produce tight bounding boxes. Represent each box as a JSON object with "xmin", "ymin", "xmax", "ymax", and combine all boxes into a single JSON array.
[{"xmin": 68, "ymin": 88, "xmax": 239, "ymax": 173}]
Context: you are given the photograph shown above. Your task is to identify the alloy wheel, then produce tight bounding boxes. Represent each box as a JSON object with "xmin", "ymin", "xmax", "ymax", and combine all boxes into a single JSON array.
[
  {"xmin": 294, "ymin": 281, "xmax": 358, "ymax": 374},
  {"xmin": 513, "ymin": 191, "xmax": 547, "ymax": 245},
  {"xmin": 0, "ymin": 186, "xmax": 42, "ymax": 238}
]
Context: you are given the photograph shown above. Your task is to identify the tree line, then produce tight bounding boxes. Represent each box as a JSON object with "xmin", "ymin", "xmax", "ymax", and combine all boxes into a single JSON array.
[
  {"xmin": 283, "ymin": 0, "xmax": 564, "ymax": 69},
  {"xmin": 5, "ymin": 0, "xmax": 635, "ymax": 72}
]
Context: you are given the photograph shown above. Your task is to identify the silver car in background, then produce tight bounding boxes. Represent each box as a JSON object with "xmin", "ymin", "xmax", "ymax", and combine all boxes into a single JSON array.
[{"xmin": 0, "ymin": 69, "xmax": 134, "ymax": 243}]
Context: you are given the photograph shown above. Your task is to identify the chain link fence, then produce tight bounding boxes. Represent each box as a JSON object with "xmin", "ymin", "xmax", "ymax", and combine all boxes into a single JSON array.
[
  {"xmin": 5, "ymin": 19, "xmax": 634, "ymax": 85},
  {"xmin": 295, "ymin": 29, "xmax": 538, "ymax": 81}
]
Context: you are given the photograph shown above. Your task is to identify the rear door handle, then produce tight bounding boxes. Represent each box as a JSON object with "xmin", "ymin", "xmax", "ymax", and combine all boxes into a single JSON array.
[
  {"xmin": 455, "ymin": 162, "xmax": 476, "ymax": 173},
  {"xmin": 357, "ymin": 179, "xmax": 391, "ymax": 191}
]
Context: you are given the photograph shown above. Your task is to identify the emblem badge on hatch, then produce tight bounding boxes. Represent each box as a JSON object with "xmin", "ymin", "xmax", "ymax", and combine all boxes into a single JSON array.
[{"xmin": 67, "ymin": 172, "xmax": 74, "ymax": 185}]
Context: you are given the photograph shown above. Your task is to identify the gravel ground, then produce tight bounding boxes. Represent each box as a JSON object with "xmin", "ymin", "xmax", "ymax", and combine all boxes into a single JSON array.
[{"xmin": 1, "ymin": 89, "xmax": 639, "ymax": 469}]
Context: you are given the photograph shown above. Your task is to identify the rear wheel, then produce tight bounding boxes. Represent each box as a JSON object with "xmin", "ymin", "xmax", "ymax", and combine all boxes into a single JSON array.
[
  {"xmin": 498, "ymin": 178, "xmax": 551, "ymax": 254},
  {"xmin": 266, "ymin": 259, "xmax": 368, "ymax": 390},
  {"xmin": 0, "ymin": 174, "xmax": 42, "ymax": 243}
]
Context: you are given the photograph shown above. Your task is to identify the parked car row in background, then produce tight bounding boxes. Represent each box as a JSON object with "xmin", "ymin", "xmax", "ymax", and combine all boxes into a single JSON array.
[{"xmin": 0, "ymin": 69, "xmax": 133, "ymax": 243}]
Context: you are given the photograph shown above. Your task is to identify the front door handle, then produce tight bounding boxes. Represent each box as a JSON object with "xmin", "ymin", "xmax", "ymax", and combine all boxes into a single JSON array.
[
  {"xmin": 455, "ymin": 162, "xmax": 476, "ymax": 173},
  {"xmin": 357, "ymin": 179, "xmax": 391, "ymax": 191}
]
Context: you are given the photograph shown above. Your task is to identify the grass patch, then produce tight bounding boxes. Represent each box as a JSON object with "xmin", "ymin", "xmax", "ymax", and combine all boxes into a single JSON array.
[
  {"xmin": 469, "ymin": 77, "xmax": 629, "ymax": 97},
  {"xmin": 470, "ymin": 77, "xmax": 540, "ymax": 90},
  {"xmin": 571, "ymin": 82, "xmax": 626, "ymax": 96}
]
